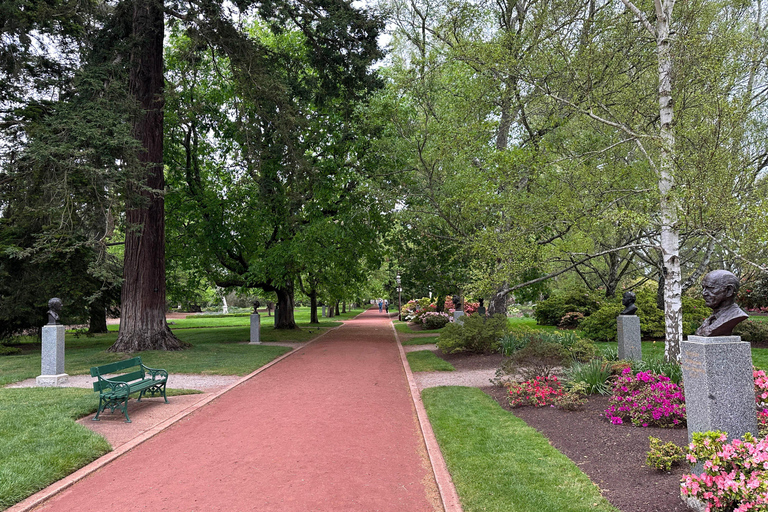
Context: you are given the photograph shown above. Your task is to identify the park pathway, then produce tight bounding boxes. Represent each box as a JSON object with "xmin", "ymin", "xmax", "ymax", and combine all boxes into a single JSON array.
[{"xmin": 32, "ymin": 309, "xmax": 442, "ymax": 512}]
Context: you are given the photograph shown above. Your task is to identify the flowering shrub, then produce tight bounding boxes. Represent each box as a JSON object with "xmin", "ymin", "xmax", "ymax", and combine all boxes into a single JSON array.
[
  {"xmin": 508, "ymin": 376, "xmax": 566, "ymax": 407},
  {"xmin": 755, "ymin": 370, "xmax": 768, "ymax": 437},
  {"xmin": 508, "ymin": 376, "xmax": 586, "ymax": 410},
  {"xmin": 681, "ymin": 431, "xmax": 768, "ymax": 511},
  {"xmin": 421, "ymin": 311, "xmax": 450, "ymax": 330},
  {"xmin": 604, "ymin": 368, "xmax": 686, "ymax": 428},
  {"xmin": 558, "ymin": 311, "xmax": 585, "ymax": 329}
]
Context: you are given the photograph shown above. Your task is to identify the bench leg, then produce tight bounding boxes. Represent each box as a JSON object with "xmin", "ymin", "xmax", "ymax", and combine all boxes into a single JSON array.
[
  {"xmin": 93, "ymin": 396, "xmax": 105, "ymax": 421},
  {"xmin": 122, "ymin": 397, "xmax": 131, "ymax": 423}
]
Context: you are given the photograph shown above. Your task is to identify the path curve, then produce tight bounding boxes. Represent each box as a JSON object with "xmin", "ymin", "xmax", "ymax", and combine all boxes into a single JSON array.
[{"xmin": 23, "ymin": 309, "xmax": 443, "ymax": 512}]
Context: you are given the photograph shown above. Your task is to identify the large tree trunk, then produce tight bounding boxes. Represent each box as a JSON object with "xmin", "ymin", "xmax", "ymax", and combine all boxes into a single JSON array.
[
  {"xmin": 109, "ymin": 0, "xmax": 186, "ymax": 352},
  {"xmin": 88, "ymin": 303, "xmax": 108, "ymax": 334},
  {"xmin": 274, "ymin": 284, "xmax": 298, "ymax": 329},
  {"xmin": 310, "ymin": 291, "xmax": 319, "ymax": 324},
  {"xmin": 487, "ymin": 285, "xmax": 508, "ymax": 316}
]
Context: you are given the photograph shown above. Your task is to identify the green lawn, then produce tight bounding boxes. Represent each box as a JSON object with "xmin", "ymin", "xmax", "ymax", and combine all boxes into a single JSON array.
[
  {"xmin": 0, "ymin": 324, "xmax": 327, "ymax": 386},
  {"xmin": 401, "ymin": 336, "xmax": 439, "ymax": 346},
  {"xmin": 98, "ymin": 306, "xmax": 360, "ymax": 331},
  {"xmin": 507, "ymin": 317, "xmax": 557, "ymax": 331},
  {"xmin": 422, "ymin": 386, "xmax": 619, "ymax": 512},
  {"xmin": 406, "ymin": 350, "xmax": 455, "ymax": 372},
  {"xmin": 593, "ymin": 340, "xmax": 768, "ymax": 370}
]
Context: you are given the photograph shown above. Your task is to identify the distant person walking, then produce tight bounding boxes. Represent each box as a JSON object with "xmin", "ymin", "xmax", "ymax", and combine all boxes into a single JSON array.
[
  {"xmin": 384, "ymin": 300, "xmax": 389, "ymax": 314},
  {"xmin": 378, "ymin": 299, "xmax": 383, "ymax": 313}
]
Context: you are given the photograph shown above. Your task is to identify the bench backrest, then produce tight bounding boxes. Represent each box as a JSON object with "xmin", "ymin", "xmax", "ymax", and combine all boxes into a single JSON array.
[{"xmin": 90, "ymin": 357, "xmax": 145, "ymax": 392}]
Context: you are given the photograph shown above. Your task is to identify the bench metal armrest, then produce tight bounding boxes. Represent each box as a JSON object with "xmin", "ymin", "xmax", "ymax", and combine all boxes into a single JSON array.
[
  {"xmin": 99, "ymin": 377, "xmax": 130, "ymax": 395},
  {"xmin": 142, "ymin": 365, "xmax": 168, "ymax": 381}
]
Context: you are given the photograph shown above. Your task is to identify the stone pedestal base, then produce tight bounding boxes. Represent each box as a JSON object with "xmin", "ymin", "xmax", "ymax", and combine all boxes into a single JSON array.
[
  {"xmin": 36, "ymin": 374, "xmax": 69, "ymax": 387},
  {"xmin": 617, "ymin": 315, "xmax": 642, "ymax": 361},
  {"xmin": 249, "ymin": 314, "xmax": 261, "ymax": 344},
  {"xmin": 38, "ymin": 324, "xmax": 67, "ymax": 386},
  {"xmin": 453, "ymin": 311, "xmax": 465, "ymax": 325},
  {"xmin": 681, "ymin": 495, "xmax": 706, "ymax": 512},
  {"xmin": 681, "ymin": 335, "xmax": 757, "ymax": 443}
]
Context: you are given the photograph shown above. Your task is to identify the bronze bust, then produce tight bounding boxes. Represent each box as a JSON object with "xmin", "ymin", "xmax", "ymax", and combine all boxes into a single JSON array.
[
  {"xmin": 47, "ymin": 298, "xmax": 63, "ymax": 325},
  {"xmin": 695, "ymin": 270, "xmax": 749, "ymax": 337},
  {"xmin": 452, "ymin": 295, "xmax": 461, "ymax": 309},
  {"xmin": 620, "ymin": 291, "xmax": 638, "ymax": 316}
]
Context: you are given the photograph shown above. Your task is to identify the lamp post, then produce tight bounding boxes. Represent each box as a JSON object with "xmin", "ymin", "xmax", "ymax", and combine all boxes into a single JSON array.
[{"xmin": 396, "ymin": 274, "xmax": 402, "ymax": 321}]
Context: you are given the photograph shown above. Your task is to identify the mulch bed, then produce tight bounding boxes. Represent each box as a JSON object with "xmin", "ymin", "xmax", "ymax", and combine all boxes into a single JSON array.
[{"xmin": 441, "ymin": 351, "xmax": 692, "ymax": 512}]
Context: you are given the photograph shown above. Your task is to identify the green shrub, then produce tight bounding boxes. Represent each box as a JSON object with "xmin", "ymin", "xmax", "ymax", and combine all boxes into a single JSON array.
[
  {"xmin": 505, "ymin": 339, "xmax": 569, "ymax": 380},
  {"xmin": 646, "ymin": 437, "xmax": 686, "ymax": 472},
  {"xmin": 0, "ymin": 344, "xmax": 22, "ymax": 356},
  {"xmin": 733, "ymin": 319, "xmax": 768, "ymax": 343},
  {"xmin": 558, "ymin": 311, "xmax": 585, "ymax": 329},
  {"xmin": 534, "ymin": 290, "xmax": 603, "ymax": 326},
  {"xmin": 568, "ymin": 338, "xmax": 597, "ymax": 362},
  {"xmin": 436, "ymin": 313, "xmax": 510, "ymax": 354},
  {"xmin": 578, "ymin": 303, "xmax": 623, "ymax": 341},
  {"xmin": 422, "ymin": 312, "xmax": 450, "ymax": 330},
  {"xmin": 566, "ymin": 359, "xmax": 612, "ymax": 395},
  {"xmin": 578, "ymin": 289, "xmax": 710, "ymax": 341}
]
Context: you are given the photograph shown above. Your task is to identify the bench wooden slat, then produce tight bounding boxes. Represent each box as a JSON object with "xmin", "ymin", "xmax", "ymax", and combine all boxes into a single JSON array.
[{"xmin": 90, "ymin": 357, "xmax": 142, "ymax": 377}]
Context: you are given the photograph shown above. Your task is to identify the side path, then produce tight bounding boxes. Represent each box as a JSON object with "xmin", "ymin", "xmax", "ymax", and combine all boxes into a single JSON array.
[{"xmin": 30, "ymin": 309, "xmax": 443, "ymax": 512}]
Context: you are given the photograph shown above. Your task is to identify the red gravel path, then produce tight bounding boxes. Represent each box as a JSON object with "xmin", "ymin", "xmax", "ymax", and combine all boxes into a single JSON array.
[{"xmin": 35, "ymin": 310, "xmax": 441, "ymax": 512}]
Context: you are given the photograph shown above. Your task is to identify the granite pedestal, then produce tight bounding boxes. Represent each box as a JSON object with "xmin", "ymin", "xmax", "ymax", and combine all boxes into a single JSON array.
[
  {"xmin": 681, "ymin": 335, "xmax": 757, "ymax": 443},
  {"xmin": 36, "ymin": 324, "xmax": 68, "ymax": 386},
  {"xmin": 617, "ymin": 315, "xmax": 642, "ymax": 361},
  {"xmin": 249, "ymin": 313, "xmax": 261, "ymax": 344},
  {"xmin": 453, "ymin": 311, "xmax": 465, "ymax": 325}
]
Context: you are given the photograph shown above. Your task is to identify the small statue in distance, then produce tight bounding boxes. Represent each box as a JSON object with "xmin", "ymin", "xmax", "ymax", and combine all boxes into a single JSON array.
[
  {"xmin": 452, "ymin": 295, "xmax": 461, "ymax": 310},
  {"xmin": 695, "ymin": 269, "xmax": 749, "ymax": 337},
  {"xmin": 47, "ymin": 298, "xmax": 63, "ymax": 325},
  {"xmin": 620, "ymin": 291, "xmax": 638, "ymax": 316},
  {"xmin": 253, "ymin": 300, "xmax": 261, "ymax": 314}
]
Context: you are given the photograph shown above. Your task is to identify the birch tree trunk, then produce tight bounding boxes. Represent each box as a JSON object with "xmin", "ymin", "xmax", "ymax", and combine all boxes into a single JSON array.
[
  {"xmin": 655, "ymin": 0, "xmax": 683, "ymax": 362},
  {"xmin": 620, "ymin": 0, "xmax": 682, "ymax": 361}
]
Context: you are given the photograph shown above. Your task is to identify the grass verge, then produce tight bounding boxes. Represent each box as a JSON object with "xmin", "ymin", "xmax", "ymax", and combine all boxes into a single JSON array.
[
  {"xmin": 401, "ymin": 336, "xmax": 439, "ymax": 346},
  {"xmin": 406, "ymin": 350, "xmax": 455, "ymax": 372},
  {"xmin": 0, "ymin": 387, "xmax": 110, "ymax": 509},
  {"xmin": 422, "ymin": 386, "xmax": 619, "ymax": 512},
  {"xmin": 0, "ymin": 327, "xmax": 297, "ymax": 386}
]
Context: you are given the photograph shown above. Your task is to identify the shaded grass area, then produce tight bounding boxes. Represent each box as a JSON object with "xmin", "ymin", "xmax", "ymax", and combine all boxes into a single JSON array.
[
  {"xmin": 406, "ymin": 350, "xmax": 455, "ymax": 372},
  {"xmin": 422, "ymin": 386, "xmax": 619, "ymax": 512},
  {"xmin": 0, "ymin": 387, "xmax": 110, "ymax": 509},
  {"xmin": 392, "ymin": 320, "xmax": 446, "ymax": 334},
  {"xmin": 0, "ymin": 326, "xmax": 303, "ymax": 386}
]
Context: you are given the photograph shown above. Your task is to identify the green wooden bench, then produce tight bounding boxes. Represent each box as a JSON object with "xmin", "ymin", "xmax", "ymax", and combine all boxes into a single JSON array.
[{"xmin": 90, "ymin": 357, "xmax": 169, "ymax": 423}]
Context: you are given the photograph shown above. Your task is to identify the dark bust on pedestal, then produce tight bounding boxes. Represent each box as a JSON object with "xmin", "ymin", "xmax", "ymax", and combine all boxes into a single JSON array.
[
  {"xmin": 620, "ymin": 291, "xmax": 637, "ymax": 316},
  {"xmin": 452, "ymin": 295, "xmax": 461, "ymax": 310},
  {"xmin": 695, "ymin": 269, "xmax": 749, "ymax": 337},
  {"xmin": 253, "ymin": 300, "xmax": 261, "ymax": 314},
  {"xmin": 47, "ymin": 298, "xmax": 63, "ymax": 325}
]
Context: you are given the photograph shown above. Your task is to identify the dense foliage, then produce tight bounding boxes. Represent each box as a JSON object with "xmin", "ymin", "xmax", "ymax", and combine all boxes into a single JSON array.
[
  {"xmin": 436, "ymin": 313, "xmax": 510, "ymax": 354},
  {"xmin": 578, "ymin": 289, "xmax": 709, "ymax": 341}
]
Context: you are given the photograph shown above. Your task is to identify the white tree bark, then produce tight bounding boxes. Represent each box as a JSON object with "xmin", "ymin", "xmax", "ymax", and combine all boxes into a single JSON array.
[{"xmin": 621, "ymin": 0, "xmax": 682, "ymax": 361}]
